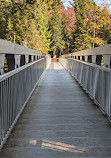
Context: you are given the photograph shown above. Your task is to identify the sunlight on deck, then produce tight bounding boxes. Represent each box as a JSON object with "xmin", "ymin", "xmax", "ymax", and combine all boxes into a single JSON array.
[
  {"xmin": 42, "ymin": 139, "xmax": 86, "ymax": 153},
  {"xmin": 29, "ymin": 140, "xmax": 37, "ymax": 146},
  {"xmin": 54, "ymin": 63, "xmax": 64, "ymax": 70},
  {"xmin": 29, "ymin": 139, "xmax": 86, "ymax": 153}
]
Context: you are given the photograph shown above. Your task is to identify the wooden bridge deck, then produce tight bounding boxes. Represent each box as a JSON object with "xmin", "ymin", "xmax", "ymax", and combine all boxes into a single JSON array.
[{"xmin": 0, "ymin": 63, "xmax": 111, "ymax": 158}]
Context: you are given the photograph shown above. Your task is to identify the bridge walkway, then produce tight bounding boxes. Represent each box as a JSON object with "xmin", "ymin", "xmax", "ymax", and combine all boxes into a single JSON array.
[{"xmin": 0, "ymin": 63, "xmax": 111, "ymax": 158}]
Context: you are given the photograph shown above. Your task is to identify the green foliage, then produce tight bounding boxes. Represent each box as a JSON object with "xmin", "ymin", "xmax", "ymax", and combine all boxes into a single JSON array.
[
  {"xmin": 35, "ymin": 1, "xmax": 52, "ymax": 54},
  {"xmin": 50, "ymin": 5, "xmax": 65, "ymax": 57},
  {"xmin": 0, "ymin": 0, "xmax": 52, "ymax": 54},
  {"xmin": 72, "ymin": 0, "xmax": 92, "ymax": 51},
  {"xmin": 72, "ymin": 0, "xmax": 111, "ymax": 51},
  {"xmin": 0, "ymin": 0, "xmax": 111, "ymax": 56}
]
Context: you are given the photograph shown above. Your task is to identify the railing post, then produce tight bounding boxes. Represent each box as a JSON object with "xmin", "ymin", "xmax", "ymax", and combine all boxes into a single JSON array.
[
  {"xmin": 0, "ymin": 54, "xmax": 5, "ymax": 75},
  {"xmin": 103, "ymin": 55, "xmax": 111, "ymax": 68},
  {"xmin": 35, "ymin": 55, "xmax": 37, "ymax": 60},
  {"xmin": 25, "ymin": 55, "xmax": 29, "ymax": 64},
  {"xmin": 80, "ymin": 56, "xmax": 82, "ymax": 61},
  {"xmin": 14, "ymin": 55, "xmax": 20, "ymax": 68},
  {"xmin": 92, "ymin": 55, "xmax": 96, "ymax": 64},
  {"xmin": 31, "ymin": 55, "xmax": 34, "ymax": 62},
  {"xmin": 85, "ymin": 56, "xmax": 88, "ymax": 62}
]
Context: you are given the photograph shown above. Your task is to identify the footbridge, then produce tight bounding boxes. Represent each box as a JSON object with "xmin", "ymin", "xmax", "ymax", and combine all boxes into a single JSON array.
[{"xmin": 0, "ymin": 39, "xmax": 111, "ymax": 157}]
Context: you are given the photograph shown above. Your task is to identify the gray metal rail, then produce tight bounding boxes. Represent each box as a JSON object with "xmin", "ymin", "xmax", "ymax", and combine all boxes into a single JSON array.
[
  {"xmin": 0, "ymin": 39, "xmax": 51, "ymax": 149},
  {"xmin": 60, "ymin": 51, "xmax": 111, "ymax": 121},
  {"xmin": 0, "ymin": 39, "xmax": 46, "ymax": 75},
  {"xmin": 62, "ymin": 44, "xmax": 111, "ymax": 68}
]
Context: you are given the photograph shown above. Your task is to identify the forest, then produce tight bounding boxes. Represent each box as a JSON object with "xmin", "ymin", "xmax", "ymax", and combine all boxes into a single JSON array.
[{"xmin": 0, "ymin": 0, "xmax": 111, "ymax": 57}]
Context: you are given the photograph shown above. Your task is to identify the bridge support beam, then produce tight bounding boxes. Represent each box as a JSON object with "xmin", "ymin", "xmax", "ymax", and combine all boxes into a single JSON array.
[{"xmin": 0, "ymin": 54, "xmax": 5, "ymax": 75}]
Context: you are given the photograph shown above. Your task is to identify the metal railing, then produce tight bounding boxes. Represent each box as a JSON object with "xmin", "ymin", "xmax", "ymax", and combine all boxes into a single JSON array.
[
  {"xmin": 0, "ymin": 39, "xmax": 51, "ymax": 149},
  {"xmin": 60, "ymin": 46, "xmax": 111, "ymax": 121},
  {"xmin": 0, "ymin": 39, "xmax": 46, "ymax": 75},
  {"xmin": 62, "ymin": 45, "xmax": 111, "ymax": 68}
]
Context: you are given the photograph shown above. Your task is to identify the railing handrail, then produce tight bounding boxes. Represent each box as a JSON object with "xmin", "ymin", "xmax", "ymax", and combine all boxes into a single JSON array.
[
  {"xmin": 0, "ymin": 39, "xmax": 44, "ymax": 56},
  {"xmin": 61, "ymin": 44, "xmax": 111, "ymax": 58},
  {"xmin": 0, "ymin": 58, "xmax": 45, "ymax": 82},
  {"xmin": 68, "ymin": 58, "xmax": 111, "ymax": 72},
  {"xmin": 0, "ymin": 39, "xmax": 51, "ymax": 75},
  {"xmin": 60, "ymin": 45, "xmax": 111, "ymax": 68}
]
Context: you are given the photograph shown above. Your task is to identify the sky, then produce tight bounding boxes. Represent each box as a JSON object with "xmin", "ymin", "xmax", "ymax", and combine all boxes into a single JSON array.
[
  {"xmin": 61, "ymin": 0, "xmax": 73, "ymax": 8},
  {"xmin": 61, "ymin": 0, "xmax": 106, "ymax": 8},
  {"xmin": 62, "ymin": 0, "xmax": 111, "ymax": 14}
]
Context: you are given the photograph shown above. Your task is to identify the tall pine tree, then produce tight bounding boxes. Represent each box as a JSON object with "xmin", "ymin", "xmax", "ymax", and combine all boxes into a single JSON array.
[
  {"xmin": 50, "ymin": 5, "xmax": 65, "ymax": 57},
  {"xmin": 73, "ymin": 0, "xmax": 91, "ymax": 51}
]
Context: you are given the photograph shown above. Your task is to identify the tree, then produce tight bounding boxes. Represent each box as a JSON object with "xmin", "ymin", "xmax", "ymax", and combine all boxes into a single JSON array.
[
  {"xmin": 58, "ymin": 6, "xmax": 76, "ymax": 37},
  {"xmin": 50, "ymin": 5, "xmax": 65, "ymax": 57},
  {"xmin": 85, "ymin": 0, "xmax": 111, "ymax": 46},
  {"xmin": 35, "ymin": 1, "xmax": 52, "ymax": 54},
  {"xmin": 58, "ymin": 6, "xmax": 76, "ymax": 54},
  {"xmin": 0, "ymin": 0, "xmax": 110, "ymax": 55},
  {"xmin": 0, "ymin": 0, "xmax": 11, "ymax": 40},
  {"xmin": 72, "ymin": 0, "xmax": 92, "ymax": 51},
  {"xmin": 87, "ymin": 1, "xmax": 105, "ymax": 47},
  {"xmin": 100, "ymin": 0, "xmax": 111, "ymax": 14},
  {"xmin": 0, "ymin": 0, "xmax": 52, "ymax": 54},
  {"xmin": 98, "ymin": 7, "xmax": 111, "ymax": 44}
]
